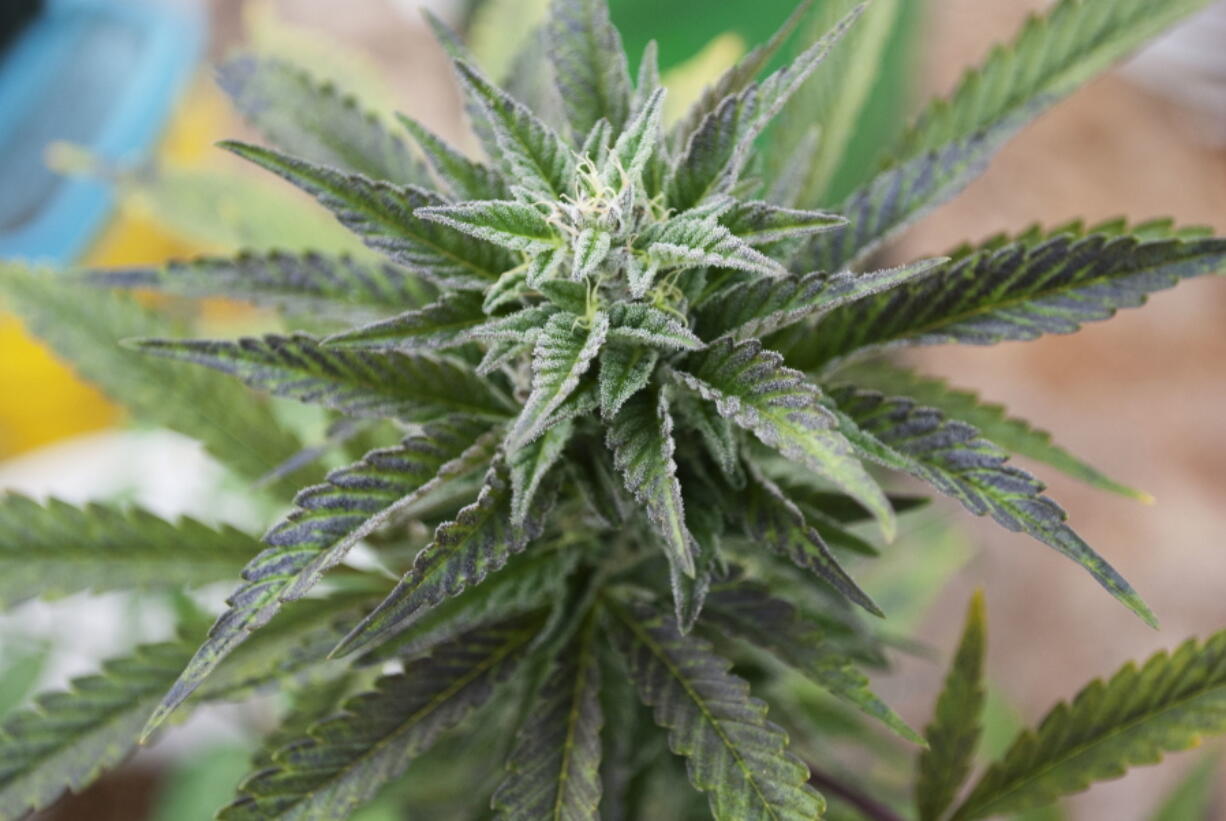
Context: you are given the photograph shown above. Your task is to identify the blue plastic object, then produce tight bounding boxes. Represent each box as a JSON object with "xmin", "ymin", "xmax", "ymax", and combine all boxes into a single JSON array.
[{"xmin": 0, "ymin": 0, "xmax": 204, "ymax": 265}]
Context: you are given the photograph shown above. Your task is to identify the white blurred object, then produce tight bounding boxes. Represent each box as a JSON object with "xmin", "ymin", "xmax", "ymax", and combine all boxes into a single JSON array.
[
  {"xmin": 1124, "ymin": 1, "xmax": 1226, "ymax": 145},
  {"xmin": 389, "ymin": 0, "xmax": 464, "ymax": 23}
]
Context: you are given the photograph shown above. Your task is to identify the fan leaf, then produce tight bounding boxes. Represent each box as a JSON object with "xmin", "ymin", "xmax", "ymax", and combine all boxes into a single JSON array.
[
  {"xmin": 670, "ymin": 338, "xmax": 894, "ymax": 541},
  {"xmin": 222, "ymin": 141, "xmax": 515, "ymax": 288},
  {"xmin": 143, "ymin": 419, "xmax": 498, "ymax": 736},
  {"xmin": 492, "ymin": 616, "xmax": 604, "ymax": 820},
  {"xmin": 219, "ymin": 613, "xmax": 545, "ymax": 820},
  {"xmin": 547, "ymin": 0, "xmax": 633, "ymax": 137},
  {"xmin": 798, "ymin": 222, "xmax": 1226, "ymax": 369},
  {"xmin": 333, "ymin": 462, "xmax": 556, "ymax": 658},
  {"xmin": 606, "ymin": 388, "xmax": 697, "ymax": 579},
  {"xmin": 323, "ymin": 291, "xmax": 490, "ymax": 352},
  {"xmin": 696, "ymin": 258, "xmax": 943, "ymax": 341},
  {"xmin": 701, "ymin": 575, "xmax": 919, "ymax": 743},
  {"xmin": 86, "ymin": 251, "xmax": 437, "ymax": 321},
  {"xmin": 606, "ymin": 598, "xmax": 825, "ymax": 820},
  {"xmin": 0, "ymin": 495, "xmax": 259, "ymax": 609},
  {"xmin": 217, "ymin": 55, "xmax": 426, "ymax": 186},
  {"xmin": 737, "ymin": 471, "xmax": 880, "ymax": 616},
  {"xmin": 952, "ymin": 628, "xmax": 1226, "ymax": 819},
  {"xmin": 133, "ymin": 333, "xmax": 513, "ymax": 421},
  {"xmin": 826, "ymin": 387, "xmax": 1154, "ymax": 626},
  {"xmin": 916, "ymin": 591, "xmax": 988, "ymax": 821},
  {"xmin": 842, "ymin": 363, "xmax": 1148, "ymax": 500},
  {"xmin": 453, "ymin": 60, "xmax": 576, "ymax": 200},
  {"xmin": 397, "ymin": 113, "xmax": 509, "ymax": 201}
]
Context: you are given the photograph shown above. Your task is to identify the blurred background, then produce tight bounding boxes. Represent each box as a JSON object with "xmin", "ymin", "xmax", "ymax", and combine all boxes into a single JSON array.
[{"xmin": 0, "ymin": 0, "xmax": 1224, "ymax": 818}]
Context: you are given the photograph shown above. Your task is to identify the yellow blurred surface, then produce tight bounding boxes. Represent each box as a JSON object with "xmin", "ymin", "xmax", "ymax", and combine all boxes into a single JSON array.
[{"xmin": 0, "ymin": 79, "xmax": 221, "ymax": 459}]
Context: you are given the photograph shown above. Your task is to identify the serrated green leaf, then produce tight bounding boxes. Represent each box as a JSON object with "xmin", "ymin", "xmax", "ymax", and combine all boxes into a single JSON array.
[
  {"xmin": 769, "ymin": 0, "xmax": 901, "ymax": 207},
  {"xmin": 133, "ymin": 333, "xmax": 513, "ymax": 421},
  {"xmin": 492, "ymin": 617, "xmax": 603, "ymax": 820},
  {"xmin": 804, "ymin": 127, "xmax": 1010, "ymax": 272},
  {"xmin": 696, "ymin": 258, "xmax": 943, "ymax": 340},
  {"xmin": 323, "ymin": 291, "xmax": 489, "ymax": 352},
  {"xmin": 606, "ymin": 598, "xmax": 825, "ymax": 820},
  {"xmin": 799, "ymin": 222, "xmax": 1226, "ymax": 370},
  {"xmin": 738, "ymin": 471, "xmax": 880, "ymax": 616},
  {"xmin": 219, "ymin": 613, "xmax": 544, "ymax": 820},
  {"xmin": 605, "ymin": 86, "xmax": 666, "ymax": 184},
  {"xmin": 673, "ymin": 389, "xmax": 742, "ymax": 485},
  {"xmin": 469, "ymin": 305, "xmax": 560, "ymax": 343},
  {"xmin": 606, "ymin": 388, "xmax": 696, "ymax": 579},
  {"xmin": 669, "ymin": 0, "xmax": 816, "ymax": 150},
  {"xmin": 0, "ymin": 641, "xmax": 195, "ymax": 819},
  {"xmin": 334, "ymin": 463, "xmax": 555, "ymax": 658},
  {"xmin": 509, "ymin": 311, "xmax": 609, "ymax": 449},
  {"xmin": 537, "ymin": 279, "xmax": 589, "ymax": 313},
  {"xmin": 598, "ymin": 343, "xmax": 658, "ymax": 420},
  {"xmin": 222, "ymin": 141, "xmax": 515, "ymax": 288},
  {"xmin": 700, "ymin": 575, "xmax": 919, "ymax": 744},
  {"xmin": 607, "ymin": 303, "xmax": 703, "ymax": 351},
  {"xmin": 916, "ymin": 591, "xmax": 988, "ymax": 821},
  {"xmin": 670, "ymin": 338, "xmax": 894, "ymax": 541},
  {"xmin": 842, "ymin": 363, "xmax": 1148, "ymax": 500},
  {"xmin": 718, "ymin": 201, "xmax": 846, "ymax": 246},
  {"xmin": 570, "ymin": 228, "xmax": 612, "ymax": 281},
  {"xmin": 0, "ymin": 265, "xmax": 300, "ymax": 484},
  {"xmin": 639, "ymin": 217, "xmax": 784, "ymax": 296},
  {"xmin": 0, "ymin": 591, "xmax": 372, "ymax": 819},
  {"xmin": 547, "ymin": 0, "xmax": 633, "ymax": 138},
  {"xmin": 666, "ymin": 5, "xmax": 863, "ymax": 210},
  {"xmin": 0, "ymin": 494, "xmax": 259, "ymax": 608},
  {"xmin": 418, "ymin": 200, "xmax": 561, "ymax": 254},
  {"xmin": 510, "ymin": 419, "xmax": 575, "ymax": 526},
  {"xmin": 952, "ymin": 628, "xmax": 1226, "ymax": 819},
  {"xmin": 357, "ymin": 547, "xmax": 580, "ymax": 667},
  {"xmin": 826, "ymin": 387, "xmax": 1154, "ymax": 627},
  {"xmin": 453, "ymin": 60, "xmax": 576, "ymax": 200},
  {"xmin": 143, "ymin": 419, "xmax": 497, "ymax": 735},
  {"xmin": 887, "ymin": 0, "xmax": 1215, "ymax": 170},
  {"xmin": 397, "ymin": 113, "xmax": 509, "ymax": 201},
  {"xmin": 217, "ymin": 55, "xmax": 427, "ymax": 186},
  {"xmin": 86, "ymin": 251, "xmax": 437, "ymax": 321}
]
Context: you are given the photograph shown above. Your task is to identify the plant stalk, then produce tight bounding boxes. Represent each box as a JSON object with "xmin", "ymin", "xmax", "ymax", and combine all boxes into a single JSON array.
[{"xmin": 806, "ymin": 763, "xmax": 906, "ymax": 821}]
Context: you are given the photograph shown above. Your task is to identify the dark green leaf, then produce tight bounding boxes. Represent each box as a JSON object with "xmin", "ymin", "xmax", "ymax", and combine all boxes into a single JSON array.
[
  {"xmin": 952, "ymin": 628, "xmax": 1226, "ymax": 819},
  {"xmin": 670, "ymin": 338, "xmax": 894, "ymax": 540},
  {"xmin": 842, "ymin": 363, "xmax": 1148, "ymax": 500},
  {"xmin": 219, "ymin": 613, "xmax": 545, "ymax": 819},
  {"xmin": 143, "ymin": 419, "xmax": 497, "ymax": 735},
  {"xmin": 334, "ymin": 463, "xmax": 555, "ymax": 658},
  {"xmin": 826, "ymin": 388, "xmax": 1154, "ymax": 626},
  {"xmin": 606, "ymin": 598, "xmax": 825, "ymax": 820},
  {"xmin": 606, "ymin": 388, "xmax": 697, "ymax": 579},
  {"xmin": 86, "ymin": 251, "xmax": 437, "ymax": 321},
  {"xmin": 222, "ymin": 141, "xmax": 514, "ymax": 288},
  {"xmin": 133, "ymin": 333, "xmax": 513, "ymax": 421},
  {"xmin": 547, "ymin": 0, "xmax": 633, "ymax": 137},
  {"xmin": 799, "ymin": 222, "xmax": 1226, "ymax": 369},
  {"xmin": 492, "ymin": 617, "xmax": 604, "ymax": 820}
]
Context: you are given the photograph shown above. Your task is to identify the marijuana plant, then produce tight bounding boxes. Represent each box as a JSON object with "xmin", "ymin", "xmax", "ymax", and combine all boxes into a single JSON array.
[{"xmin": 2, "ymin": 0, "xmax": 1225, "ymax": 818}]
